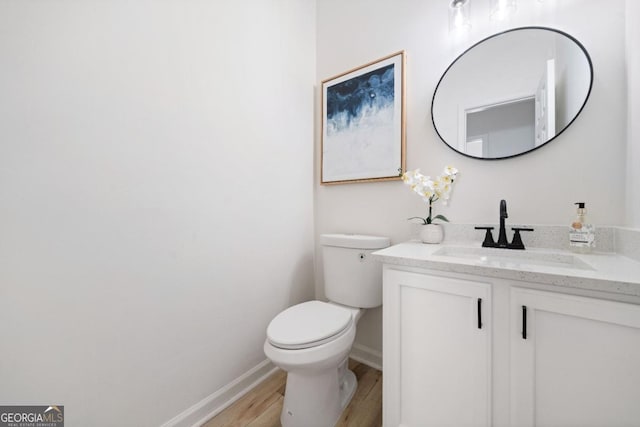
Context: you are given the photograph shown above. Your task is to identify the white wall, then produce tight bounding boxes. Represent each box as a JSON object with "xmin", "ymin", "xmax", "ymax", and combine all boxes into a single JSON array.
[
  {"xmin": 0, "ymin": 1, "xmax": 315, "ymax": 426},
  {"xmin": 626, "ymin": 0, "xmax": 640, "ymax": 227},
  {"xmin": 316, "ymin": 0, "xmax": 627, "ymax": 353}
]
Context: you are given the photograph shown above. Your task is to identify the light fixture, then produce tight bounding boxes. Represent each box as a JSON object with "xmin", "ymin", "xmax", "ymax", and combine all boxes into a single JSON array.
[
  {"xmin": 489, "ymin": 0, "xmax": 517, "ymax": 21},
  {"xmin": 449, "ymin": 0, "xmax": 471, "ymax": 31}
]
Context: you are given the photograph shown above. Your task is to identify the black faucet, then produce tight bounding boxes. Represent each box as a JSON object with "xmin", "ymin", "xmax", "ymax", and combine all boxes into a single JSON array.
[
  {"xmin": 497, "ymin": 199, "xmax": 509, "ymax": 248},
  {"xmin": 475, "ymin": 199, "xmax": 534, "ymax": 250}
]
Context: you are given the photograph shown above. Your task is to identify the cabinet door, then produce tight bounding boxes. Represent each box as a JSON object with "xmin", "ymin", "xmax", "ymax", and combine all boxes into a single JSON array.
[
  {"xmin": 511, "ymin": 288, "xmax": 640, "ymax": 427},
  {"xmin": 383, "ymin": 269, "xmax": 491, "ymax": 427}
]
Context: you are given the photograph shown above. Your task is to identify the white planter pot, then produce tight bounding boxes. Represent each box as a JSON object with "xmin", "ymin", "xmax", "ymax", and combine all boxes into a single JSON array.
[{"xmin": 420, "ymin": 224, "xmax": 444, "ymax": 244}]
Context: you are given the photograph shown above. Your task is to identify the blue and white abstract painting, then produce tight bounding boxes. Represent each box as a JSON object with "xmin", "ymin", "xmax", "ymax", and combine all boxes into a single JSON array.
[{"xmin": 322, "ymin": 53, "xmax": 404, "ymax": 183}]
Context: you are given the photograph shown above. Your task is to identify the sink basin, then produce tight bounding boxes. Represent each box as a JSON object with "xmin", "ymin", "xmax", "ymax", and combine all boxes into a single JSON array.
[{"xmin": 432, "ymin": 246, "xmax": 595, "ymax": 271}]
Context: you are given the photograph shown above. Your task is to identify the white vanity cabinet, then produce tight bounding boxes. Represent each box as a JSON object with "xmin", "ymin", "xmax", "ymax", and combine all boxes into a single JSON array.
[
  {"xmin": 510, "ymin": 287, "xmax": 640, "ymax": 427},
  {"xmin": 382, "ymin": 266, "xmax": 640, "ymax": 427},
  {"xmin": 383, "ymin": 268, "xmax": 492, "ymax": 427}
]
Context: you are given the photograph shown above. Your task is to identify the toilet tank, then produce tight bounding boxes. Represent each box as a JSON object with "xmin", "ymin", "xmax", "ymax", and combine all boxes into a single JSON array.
[{"xmin": 320, "ymin": 234, "xmax": 391, "ymax": 308}]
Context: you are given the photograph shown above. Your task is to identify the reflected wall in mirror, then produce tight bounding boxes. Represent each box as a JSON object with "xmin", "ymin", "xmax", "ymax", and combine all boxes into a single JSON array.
[{"xmin": 432, "ymin": 27, "xmax": 593, "ymax": 160}]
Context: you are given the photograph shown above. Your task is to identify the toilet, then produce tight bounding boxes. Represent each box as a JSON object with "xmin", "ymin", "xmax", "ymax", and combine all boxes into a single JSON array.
[{"xmin": 264, "ymin": 233, "xmax": 390, "ymax": 427}]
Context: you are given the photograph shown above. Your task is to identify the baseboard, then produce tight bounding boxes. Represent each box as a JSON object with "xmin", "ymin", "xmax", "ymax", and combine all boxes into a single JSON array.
[
  {"xmin": 160, "ymin": 359, "xmax": 277, "ymax": 427},
  {"xmin": 350, "ymin": 343, "xmax": 382, "ymax": 371}
]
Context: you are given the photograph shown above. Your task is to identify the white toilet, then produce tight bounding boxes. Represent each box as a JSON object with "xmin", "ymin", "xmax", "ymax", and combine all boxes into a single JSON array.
[{"xmin": 264, "ymin": 233, "xmax": 390, "ymax": 427}]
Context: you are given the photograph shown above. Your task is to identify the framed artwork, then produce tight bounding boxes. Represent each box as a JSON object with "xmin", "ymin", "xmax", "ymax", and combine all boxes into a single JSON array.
[{"xmin": 321, "ymin": 51, "xmax": 406, "ymax": 185}]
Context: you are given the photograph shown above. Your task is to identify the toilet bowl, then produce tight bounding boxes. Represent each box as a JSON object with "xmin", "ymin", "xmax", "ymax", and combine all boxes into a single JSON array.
[
  {"xmin": 263, "ymin": 234, "xmax": 390, "ymax": 427},
  {"xmin": 264, "ymin": 301, "xmax": 361, "ymax": 426}
]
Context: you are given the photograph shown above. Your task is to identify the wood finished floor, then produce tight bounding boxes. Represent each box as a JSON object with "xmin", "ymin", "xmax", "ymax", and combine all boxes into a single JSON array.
[{"xmin": 202, "ymin": 359, "xmax": 382, "ymax": 427}]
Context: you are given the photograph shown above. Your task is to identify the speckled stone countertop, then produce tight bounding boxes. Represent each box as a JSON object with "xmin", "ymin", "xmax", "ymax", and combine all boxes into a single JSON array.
[{"xmin": 372, "ymin": 241, "xmax": 640, "ymax": 297}]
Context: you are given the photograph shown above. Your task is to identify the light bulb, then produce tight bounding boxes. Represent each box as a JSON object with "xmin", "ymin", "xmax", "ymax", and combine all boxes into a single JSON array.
[
  {"xmin": 449, "ymin": 0, "xmax": 471, "ymax": 31},
  {"xmin": 490, "ymin": 0, "xmax": 516, "ymax": 21}
]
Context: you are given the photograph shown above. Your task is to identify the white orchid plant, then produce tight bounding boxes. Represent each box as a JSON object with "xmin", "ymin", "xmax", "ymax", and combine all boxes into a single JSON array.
[{"xmin": 402, "ymin": 166, "xmax": 459, "ymax": 224}]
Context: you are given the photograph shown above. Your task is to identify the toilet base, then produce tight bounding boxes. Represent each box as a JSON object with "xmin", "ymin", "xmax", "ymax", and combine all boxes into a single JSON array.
[
  {"xmin": 280, "ymin": 358, "xmax": 357, "ymax": 427},
  {"xmin": 339, "ymin": 369, "xmax": 357, "ymax": 411}
]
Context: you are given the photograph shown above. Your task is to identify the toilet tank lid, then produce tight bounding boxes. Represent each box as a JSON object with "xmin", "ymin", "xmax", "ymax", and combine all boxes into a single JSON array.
[{"xmin": 321, "ymin": 234, "xmax": 390, "ymax": 249}]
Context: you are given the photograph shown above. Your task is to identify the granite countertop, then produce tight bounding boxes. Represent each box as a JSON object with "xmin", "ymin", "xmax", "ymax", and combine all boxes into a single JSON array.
[{"xmin": 372, "ymin": 241, "xmax": 640, "ymax": 297}]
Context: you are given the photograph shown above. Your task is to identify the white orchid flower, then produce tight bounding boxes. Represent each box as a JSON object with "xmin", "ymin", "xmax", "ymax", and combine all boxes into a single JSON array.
[
  {"xmin": 402, "ymin": 166, "xmax": 459, "ymax": 224},
  {"xmin": 403, "ymin": 169, "xmax": 422, "ymax": 184},
  {"xmin": 444, "ymin": 165, "xmax": 459, "ymax": 177}
]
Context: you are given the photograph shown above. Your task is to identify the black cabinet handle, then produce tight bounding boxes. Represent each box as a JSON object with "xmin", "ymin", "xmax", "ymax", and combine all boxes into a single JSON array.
[
  {"xmin": 522, "ymin": 305, "xmax": 527, "ymax": 339},
  {"xmin": 477, "ymin": 298, "xmax": 482, "ymax": 329}
]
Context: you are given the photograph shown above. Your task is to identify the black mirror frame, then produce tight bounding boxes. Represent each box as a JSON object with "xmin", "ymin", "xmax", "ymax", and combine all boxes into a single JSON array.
[{"xmin": 431, "ymin": 26, "xmax": 594, "ymax": 161}]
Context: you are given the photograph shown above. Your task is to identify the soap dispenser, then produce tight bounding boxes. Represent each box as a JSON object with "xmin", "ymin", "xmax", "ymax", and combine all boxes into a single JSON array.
[{"xmin": 569, "ymin": 202, "xmax": 595, "ymax": 253}]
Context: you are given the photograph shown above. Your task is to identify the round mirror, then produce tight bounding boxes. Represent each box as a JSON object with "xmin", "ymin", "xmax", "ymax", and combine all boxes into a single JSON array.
[{"xmin": 432, "ymin": 27, "xmax": 593, "ymax": 160}]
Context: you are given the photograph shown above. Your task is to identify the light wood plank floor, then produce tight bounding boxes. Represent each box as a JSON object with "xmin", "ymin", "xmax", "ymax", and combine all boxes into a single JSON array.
[{"xmin": 203, "ymin": 359, "xmax": 382, "ymax": 427}]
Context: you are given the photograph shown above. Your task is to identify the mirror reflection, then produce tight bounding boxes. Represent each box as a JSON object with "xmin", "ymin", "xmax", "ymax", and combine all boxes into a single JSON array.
[{"xmin": 432, "ymin": 27, "xmax": 593, "ymax": 160}]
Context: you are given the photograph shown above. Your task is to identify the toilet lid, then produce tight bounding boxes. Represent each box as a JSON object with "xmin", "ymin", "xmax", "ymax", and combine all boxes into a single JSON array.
[{"xmin": 267, "ymin": 301, "xmax": 353, "ymax": 350}]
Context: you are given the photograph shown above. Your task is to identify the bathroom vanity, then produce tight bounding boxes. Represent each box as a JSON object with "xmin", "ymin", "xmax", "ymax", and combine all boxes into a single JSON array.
[{"xmin": 373, "ymin": 242, "xmax": 640, "ymax": 427}]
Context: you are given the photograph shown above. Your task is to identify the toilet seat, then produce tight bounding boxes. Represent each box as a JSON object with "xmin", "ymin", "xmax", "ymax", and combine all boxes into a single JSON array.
[{"xmin": 267, "ymin": 301, "xmax": 353, "ymax": 350}]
